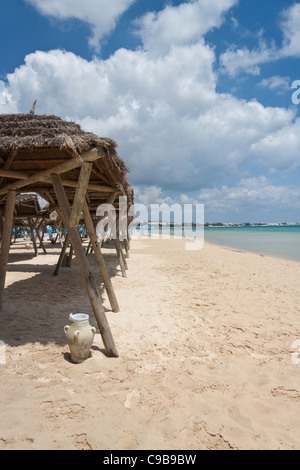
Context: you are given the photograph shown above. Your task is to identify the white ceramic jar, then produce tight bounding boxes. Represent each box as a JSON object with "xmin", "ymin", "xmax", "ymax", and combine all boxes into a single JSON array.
[{"xmin": 64, "ymin": 313, "xmax": 96, "ymax": 363}]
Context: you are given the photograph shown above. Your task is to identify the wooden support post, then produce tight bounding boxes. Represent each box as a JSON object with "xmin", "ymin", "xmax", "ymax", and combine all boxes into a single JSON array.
[
  {"xmin": 127, "ymin": 224, "xmax": 131, "ymax": 250},
  {"xmin": 0, "ymin": 212, "xmax": 4, "ymax": 241},
  {"xmin": 123, "ymin": 238, "xmax": 130, "ymax": 258},
  {"xmin": 0, "ymin": 190, "xmax": 16, "ymax": 309},
  {"xmin": 41, "ymin": 224, "xmax": 46, "ymax": 242},
  {"xmin": 82, "ymin": 199, "xmax": 120, "ymax": 313},
  {"xmin": 114, "ymin": 238, "xmax": 127, "ymax": 278},
  {"xmin": 94, "ymin": 191, "xmax": 127, "ymax": 276},
  {"xmin": 28, "ymin": 217, "xmax": 38, "ymax": 257},
  {"xmin": 51, "ymin": 173, "xmax": 118, "ymax": 358},
  {"xmin": 36, "ymin": 218, "xmax": 47, "ymax": 254},
  {"xmin": 118, "ymin": 235, "xmax": 128, "ymax": 270},
  {"xmin": 53, "ymin": 234, "xmax": 70, "ymax": 276},
  {"xmin": 69, "ymin": 162, "xmax": 93, "ymax": 228},
  {"xmin": 116, "ymin": 214, "xmax": 128, "ymax": 271},
  {"xmin": 85, "ymin": 240, "xmax": 92, "ymax": 255}
]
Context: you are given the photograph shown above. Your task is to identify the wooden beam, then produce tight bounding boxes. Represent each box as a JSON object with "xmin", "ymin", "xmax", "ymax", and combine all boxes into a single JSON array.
[
  {"xmin": 61, "ymin": 179, "xmax": 118, "ymax": 193},
  {"xmin": 0, "ymin": 150, "xmax": 18, "ymax": 187},
  {"xmin": 0, "ymin": 190, "xmax": 16, "ymax": 309},
  {"xmin": 0, "ymin": 148, "xmax": 102, "ymax": 197},
  {"xmin": 69, "ymin": 163, "xmax": 93, "ymax": 228},
  {"xmin": 85, "ymin": 240, "xmax": 92, "ymax": 255},
  {"xmin": 116, "ymin": 214, "xmax": 128, "ymax": 270},
  {"xmin": 28, "ymin": 217, "xmax": 38, "ymax": 257},
  {"xmin": 123, "ymin": 238, "xmax": 130, "ymax": 258},
  {"xmin": 0, "ymin": 212, "xmax": 4, "ymax": 240},
  {"xmin": 94, "ymin": 191, "xmax": 128, "ymax": 277},
  {"xmin": 82, "ymin": 199, "xmax": 120, "ymax": 313},
  {"xmin": 51, "ymin": 173, "xmax": 118, "ymax": 358},
  {"xmin": 0, "ymin": 169, "xmax": 28, "ymax": 180},
  {"xmin": 53, "ymin": 234, "xmax": 70, "ymax": 276},
  {"xmin": 0, "ymin": 169, "xmax": 118, "ymax": 194},
  {"xmin": 119, "ymin": 236, "xmax": 128, "ymax": 270},
  {"xmin": 114, "ymin": 238, "xmax": 127, "ymax": 278},
  {"xmin": 36, "ymin": 218, "xmax": 47, "ymax": 254}
]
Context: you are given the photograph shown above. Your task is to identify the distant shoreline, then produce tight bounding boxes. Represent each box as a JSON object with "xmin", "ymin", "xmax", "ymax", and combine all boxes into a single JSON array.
[{"xmin": 134, "ymin": 222, "xmax": 300, "ymax": 228}]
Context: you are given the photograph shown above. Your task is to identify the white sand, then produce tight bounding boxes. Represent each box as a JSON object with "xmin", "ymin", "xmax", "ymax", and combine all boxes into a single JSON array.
[{"xmin": 0, "ymin": 236, "xmax": 300, "ymax": 450}]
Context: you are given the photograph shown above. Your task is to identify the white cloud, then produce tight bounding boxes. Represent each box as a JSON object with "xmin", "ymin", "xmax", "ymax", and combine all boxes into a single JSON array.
[
  {"xmin": 220, "ymin": 2, "xmax": 300, "ymax": 76},
  {"xmin": 134, "ymin": 186, "xmax": 164, "ymax": 206},
  {"xmin": 197, "ymin": 176, "xmax": 300, "ymax": 218},
  {"xmin": 258, "ymin": 76, "xmax": 291, "ymax": 92},
  {"xmin": 248, "ymin": 119, "xmax": 300, "ymax": 173},
  {"xmin": 2, "ymin": 45, "xmax": 299, "ymax": 190},
  {"xmin": 25, "ymin": 0, "xmax": 135, "ymax": 51},
  {"xmin": 220, "ymin": 42, "xmax": 277, "ymax": 77},
  {"xmin": 134, "ymin": 0, "xmax": 238, "ymax": 56},
  {"xmin": 133, "ymin": 176, "xmax": 300, "ymax": 223},
  {"xmin": 281, "ymin": 3, "xmax": 300, "ymax": 57},
  {"xmin": 0, "ymin": 81, "xmax": 5, "ymax": 105}
]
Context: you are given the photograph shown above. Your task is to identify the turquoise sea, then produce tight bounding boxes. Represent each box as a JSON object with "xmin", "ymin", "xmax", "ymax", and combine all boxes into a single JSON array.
[
  {"xmin": 192, "ymin": 225, "xmax": 300, "ymax": 262},
  {"xmin": 141, "ymin": 225, "xmax": 300, "ymax": 262}
]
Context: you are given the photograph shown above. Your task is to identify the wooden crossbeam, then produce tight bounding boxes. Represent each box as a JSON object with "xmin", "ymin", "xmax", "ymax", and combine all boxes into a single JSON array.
[
  {"xmin": 0, "ymin": 148, "xmax": 102, "ymax": 197},
  {"xmin": 59, "ymin": 179, "xmax": 118, "ymax": 193},
  {"xmin": 0, "ymin": 169, "xmax": 118, "ymax": 194},
  {"xmin": 0, "ymin": 150, "xmax": 18, "ymax": 187},
  {"xmin": 0, "ymin": 169, "xmax": 26, "ymax": 180}
]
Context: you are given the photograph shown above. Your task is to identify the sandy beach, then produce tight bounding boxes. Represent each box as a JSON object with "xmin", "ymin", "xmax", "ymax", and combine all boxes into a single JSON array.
[{"xmin": 0, "ymin": 235, "xmax": 300, "ymax": 450}]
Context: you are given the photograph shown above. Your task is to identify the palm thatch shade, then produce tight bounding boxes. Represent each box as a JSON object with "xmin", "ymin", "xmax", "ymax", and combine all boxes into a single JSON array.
[
  {"xmin": 0, "ymin": 113, "xmax": 118, "ymax": 155},
  {"xmin": 0, "ymin": 113, "xmax": 134, "ymax": 212},
  {"xmin": 15, "ymin": 193, "xmax": 41, "ymax": 217}
]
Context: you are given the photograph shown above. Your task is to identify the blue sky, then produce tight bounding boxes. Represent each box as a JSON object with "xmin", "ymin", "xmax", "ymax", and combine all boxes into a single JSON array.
[{"xmin": 1, "ymin": 0, "xmax": 300, "ymax": 223}]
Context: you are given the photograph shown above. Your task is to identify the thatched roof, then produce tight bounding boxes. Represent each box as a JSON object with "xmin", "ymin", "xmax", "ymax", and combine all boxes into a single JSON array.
[
  {"xmin": 0, "ymin": 114, "xmax": 119, "ymax": 158},
  {"xmin": 0, "ymin": 113, "xmax": 134, "ymax": 213},
  {"xmin": 15, "ymin": 193, "xmax": 41, "ymax": 216}
]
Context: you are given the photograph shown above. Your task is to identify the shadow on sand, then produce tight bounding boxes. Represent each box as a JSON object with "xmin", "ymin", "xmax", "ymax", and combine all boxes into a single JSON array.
[{"xmin": 0, "ymin": 239, "xmax": 123, "ymax": 349}]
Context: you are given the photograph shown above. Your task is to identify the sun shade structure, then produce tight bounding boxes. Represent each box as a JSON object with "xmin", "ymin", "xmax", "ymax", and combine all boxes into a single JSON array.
[
  {"xmin": 0, "ymin": 113, "xmax": 133, "ymax": 208},
  {"xmin": 0, "ymin": 113, "xmax": 134, "ymax": 358},
  {"xmin": 11, "ymin": 193, "xmax": 49, "ymax": 255}
]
